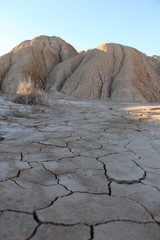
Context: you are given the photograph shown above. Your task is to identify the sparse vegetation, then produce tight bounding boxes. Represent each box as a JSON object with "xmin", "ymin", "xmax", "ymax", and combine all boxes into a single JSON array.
[
  {"xmin": 13, "ymin": 91, "xmax": 48, "ymax": 115},
  {"xmin": 13, "ymin": 92, "xmax": 47, "ymax": 106},
  {"xmin": 0, "ymin": 86, "xmax": 47, "ymax": 120},
  {"xmin": 12, "ymin": 77, "xmax": 48, "ymax": 112}
]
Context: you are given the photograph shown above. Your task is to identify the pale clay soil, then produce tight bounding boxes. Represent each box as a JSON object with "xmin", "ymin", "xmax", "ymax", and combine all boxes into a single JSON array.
[{"xmin": 0, "ymin": 95, "xmax": 160, "ymax": 240}]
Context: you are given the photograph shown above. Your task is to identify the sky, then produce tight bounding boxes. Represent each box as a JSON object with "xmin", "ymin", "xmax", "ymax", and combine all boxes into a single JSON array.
[{"xmin": 0, "ymin": 0, "xmax": 160, "ymax": 56}]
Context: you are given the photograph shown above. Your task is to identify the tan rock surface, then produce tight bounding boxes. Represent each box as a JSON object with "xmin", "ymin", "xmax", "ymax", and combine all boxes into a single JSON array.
[
  {"xmin": 148, "ymin": 55, "xmax": 160, "ymax": 75},
  {"xmin": 47, "ymin": 43, "xmax": 160, "ymax": 102},
  {"xmin": 0, "ymin": 36, "xmax": 77, "ymax": 94},
  {"xmin": 0, "ymin": 36, "xmax": 160, "ymax": 103}
]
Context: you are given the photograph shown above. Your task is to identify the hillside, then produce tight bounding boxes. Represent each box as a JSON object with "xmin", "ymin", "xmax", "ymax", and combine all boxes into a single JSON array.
[
  {"xmin": 0, "ymin": 36, "xmax": 160, "ymax": 102},
  {"xmin": 0, "ymin": 36, "xmax": 160, "ymax": 239}
]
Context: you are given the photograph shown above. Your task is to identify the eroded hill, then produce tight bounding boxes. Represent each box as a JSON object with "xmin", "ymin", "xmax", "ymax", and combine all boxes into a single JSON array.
[{"xmin": 0, "ymin": 36, "xmax": 160, "ymax": 102}]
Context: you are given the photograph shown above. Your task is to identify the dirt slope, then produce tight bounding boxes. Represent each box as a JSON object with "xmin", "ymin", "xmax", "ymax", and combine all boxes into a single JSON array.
[
  {"xmin": 47, "ymin": 43, "xmax": 160, "ymax": 102},
  {"xmin": 0, "ymin": 35, "xmax": 77, "ymax": 95}
]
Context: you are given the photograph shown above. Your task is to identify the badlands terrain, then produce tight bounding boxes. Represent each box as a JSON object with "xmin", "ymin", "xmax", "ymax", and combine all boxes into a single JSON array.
[{"xmin": 0, "ymin": 36, "xmax": 160, "ymax": 239}]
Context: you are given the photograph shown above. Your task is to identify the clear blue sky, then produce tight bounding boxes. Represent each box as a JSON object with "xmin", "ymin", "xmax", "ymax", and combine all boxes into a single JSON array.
[{"xmin": 0, "ymin": 0, "xmax": 160, "ymax": 56}]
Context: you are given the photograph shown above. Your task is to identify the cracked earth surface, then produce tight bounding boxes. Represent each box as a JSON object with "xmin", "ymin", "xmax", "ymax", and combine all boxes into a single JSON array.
[{"xmin": 0, "ymin": 96, "xmax": 160, "ymax": 239}]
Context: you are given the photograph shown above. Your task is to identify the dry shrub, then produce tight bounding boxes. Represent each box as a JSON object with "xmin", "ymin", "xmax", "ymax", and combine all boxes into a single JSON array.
[
  {"xmin": 14, "ymin": 77, "xmax": 48, "ymax": 108},
  {"xmin": 14, "ymin": 92, "xmax": 47, "ymax": 106},
  {"xmin": 16, "ymin": 79, "xmax": 34, "ymax": 96}
]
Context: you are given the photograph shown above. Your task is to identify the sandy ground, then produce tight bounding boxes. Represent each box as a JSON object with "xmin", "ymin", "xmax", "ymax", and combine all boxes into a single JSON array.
[{"xmin": 0, "ymin": 95, "xmax": 160, "ymax": 240}]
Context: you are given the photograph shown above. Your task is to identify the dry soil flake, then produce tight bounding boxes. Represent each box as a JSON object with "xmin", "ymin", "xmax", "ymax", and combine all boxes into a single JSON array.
[
  {"xmin": 0, "ymin": 96, "xmax": 160, "ymax": 239},
  {"xmin": 31, "ymin": 224, "xmax": 90, "ymax": 240},
  {"xmin": 0, "ymin": 211, "xmax": 37, "ymax": 240},
  {"xmin": 36, "ymin": 193, "xmax": 153, "ymax": 225},
  {"xmin": 94, "ymin": 222, "xmax": 160, "ymax": 240}
]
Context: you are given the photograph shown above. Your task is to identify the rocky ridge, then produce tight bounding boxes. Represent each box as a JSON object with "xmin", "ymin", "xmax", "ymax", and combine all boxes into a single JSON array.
[
  {"xmin": 0, "ymin": 36, "xmax": 77, "ymax": 95},
  {"xmin": 47, "ymin": 43, "xmax": 160, "ymax": 102},
  {"xmin": 0, "ymin": 35, "xmax": 160, "ymax": 102}
]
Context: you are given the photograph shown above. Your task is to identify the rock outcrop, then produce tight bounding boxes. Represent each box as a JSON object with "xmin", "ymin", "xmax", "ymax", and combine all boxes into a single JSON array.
[
  {"xmin": 148, "ymin": 55, "xmax": 160, "ymax": 76},
  {"xmin": 0, "ymin": 36, "xmax": 160, "ymax": 103},
  {"xmin": 0, "ymin": 36, "xmax": 77, "ymax": 95},
  {"xmin": 47, "ymin": 43, "xmax": 160, "ymax": 102}
]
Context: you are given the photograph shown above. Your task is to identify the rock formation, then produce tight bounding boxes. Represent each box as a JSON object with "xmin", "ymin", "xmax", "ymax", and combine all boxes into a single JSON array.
[
  {"xmin": 0, "ymin": 36, "xmax": 160, "ymax": 102},
  {"xmin": 148, "ymin": 55, "xmax": 160, "ymax": 76},
  {"xmin": 0, "ymin": 36, "xmax": 77, "ymax": 95},
  {"xmin": 47, "ymin": 43, "xmax": 160, "ymax": 102}
]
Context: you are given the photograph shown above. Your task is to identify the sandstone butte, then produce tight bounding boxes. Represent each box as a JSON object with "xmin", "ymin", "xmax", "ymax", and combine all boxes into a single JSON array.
[{"xmin": 0, "ymin": 35, "xmax": 160, "ymax": 103}]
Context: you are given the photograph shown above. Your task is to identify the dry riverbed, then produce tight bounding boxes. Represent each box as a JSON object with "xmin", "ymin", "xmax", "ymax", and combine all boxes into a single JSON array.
[{"xmin": 0, "ymin": 95, "xmax": 160, "ymax": 240}]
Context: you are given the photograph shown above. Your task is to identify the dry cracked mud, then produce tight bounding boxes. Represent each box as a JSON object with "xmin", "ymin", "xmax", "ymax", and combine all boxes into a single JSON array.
[{"xmin": 0, "ymin": 95, "xmax": 160, "ymax": 239}]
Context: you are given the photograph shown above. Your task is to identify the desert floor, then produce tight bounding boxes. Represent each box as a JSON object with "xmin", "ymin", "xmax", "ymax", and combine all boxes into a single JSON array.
[{"xmin": 0, "ymin": 95, "xmax": 160, "ymax": 240}]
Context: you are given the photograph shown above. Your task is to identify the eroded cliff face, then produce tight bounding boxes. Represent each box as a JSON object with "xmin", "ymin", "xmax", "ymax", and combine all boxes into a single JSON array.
[
  {"xmin": 0, "ymin": 36, "xmax": 160, "ymax": 102},
  {"xmin": 0, "ymin": 35, "xmax": 77, "ymax": 95},
  {"xmin": 148, "ymin": 55, "xmax": 160, "ymax": 76},
  {"xmin": 47, "ymin": 43, "xmax": 160, "ymax": 102}
]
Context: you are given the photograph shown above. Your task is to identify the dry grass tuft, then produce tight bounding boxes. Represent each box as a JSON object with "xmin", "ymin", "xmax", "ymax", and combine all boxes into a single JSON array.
[
  {"xmin": 14, "ymin": 77, "xmax": 48, "ymax": 108},
  {"xmin": 14, "ymin": 92, "xmax": 47, "ymax": 106}
]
